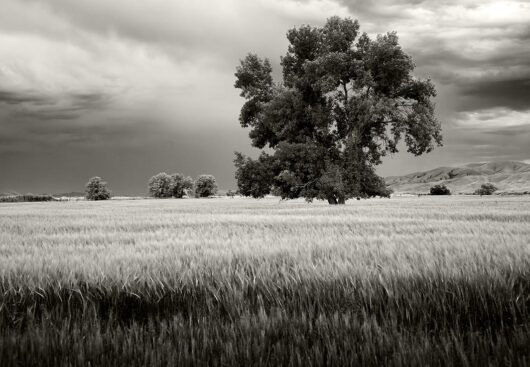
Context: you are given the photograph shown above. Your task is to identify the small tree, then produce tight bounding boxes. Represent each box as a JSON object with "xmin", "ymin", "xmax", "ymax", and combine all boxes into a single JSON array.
[
  {"xmin": 85, "ymin": 177, "xmax": 111, "ymax": 200},
  {"xmin": 475, "ymin": 183, "xmax": 498, "ymax": 196},
  {"xmin": 430, "ymin": 184, "xmax": 451, "ymax": 195},
  {"xmin": 226, "ymin": 190, "xmax": 236, "ymax": 198},
  {"xmin": 194, "ymin": 175, "xmax": 218, "ymax": 198},
  {"xmin": 171, "ymin": 173, "xmax": 194, "ymax": 198},
  {"xmin": 148, "ymin": 172, "xmax": 173, "ymax": 198}
]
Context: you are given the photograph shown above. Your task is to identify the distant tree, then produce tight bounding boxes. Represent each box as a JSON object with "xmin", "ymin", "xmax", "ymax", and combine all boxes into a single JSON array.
[
  {"xmin": 148, "ymin": 172, "xmax": 173, "ymax": 198},
  {"xmin": 194, "ymin": 175, "xmax": 218, "ymax": 198},
  {"xmin": 233, "ymin": 16, "xmax": 441, "ymax": 204},
  {"xmin": 171, "ymin": 173, "xmax": 194, "ymax": 198},
  {"xmin": 475, "ymin": 183, "xmax": 498, "ymax": 196},
  {"xmin": 85, "ymin": 177, "xmax": 111, "ymax": 200},
  {"xmin": 430, "ymin": 184, "xmax": 451, "ymax": 195},
  {"xmin": 226, "ymin": 190, "xmax": 236, "ymax": 198}
]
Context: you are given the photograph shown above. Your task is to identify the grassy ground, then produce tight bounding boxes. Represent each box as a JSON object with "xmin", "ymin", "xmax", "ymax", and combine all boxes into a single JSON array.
[{"xmin": 0, "ymin": 196, "xmax": 529, "ymax": 366}]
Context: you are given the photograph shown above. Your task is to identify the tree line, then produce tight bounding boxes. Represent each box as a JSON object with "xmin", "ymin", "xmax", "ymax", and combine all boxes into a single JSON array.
[
  {"xmin": 84, "ymin": 174, "xmax": 217, "ymax": 200},
  {"xmin": 84, "ymin": 175, "xmax": 500, "ymax": 201}
]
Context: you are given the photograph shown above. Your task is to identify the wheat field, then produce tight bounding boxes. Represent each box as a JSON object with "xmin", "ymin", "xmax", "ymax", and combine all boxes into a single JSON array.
[{"xmin": 0, "ymin": 196, "xmax": 529, "ymax": 366}]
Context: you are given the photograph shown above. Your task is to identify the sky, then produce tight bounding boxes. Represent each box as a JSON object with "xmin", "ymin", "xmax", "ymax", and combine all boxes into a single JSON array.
[{"xmin": 1, "ymin": 0, "xmax": 529, "ymax": 195}]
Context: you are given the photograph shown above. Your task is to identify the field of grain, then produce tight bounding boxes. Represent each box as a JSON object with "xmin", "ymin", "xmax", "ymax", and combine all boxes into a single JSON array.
[{"xmin": 0, "ymin": 196, "xmax": 529, "ymax": 366}]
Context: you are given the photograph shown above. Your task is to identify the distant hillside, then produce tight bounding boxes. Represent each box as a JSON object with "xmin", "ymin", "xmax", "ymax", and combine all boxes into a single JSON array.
[{"xmin": 385, "ymin": 161, "xmax": 530, "ymax": 194}]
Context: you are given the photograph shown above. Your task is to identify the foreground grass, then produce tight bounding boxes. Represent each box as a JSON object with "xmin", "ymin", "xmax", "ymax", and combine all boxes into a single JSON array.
[{"xmin": 0, "ymin": 197, "xmax": 529, "ymax": 366}]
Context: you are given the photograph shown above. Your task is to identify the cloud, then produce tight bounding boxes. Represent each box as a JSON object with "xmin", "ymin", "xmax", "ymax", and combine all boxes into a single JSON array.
[
  {"xmin": 0, "ymin": 90, "xmax": 52, "ymax": 105},
  {"xmin": 0, "ymin": 0, "xmax": 352, "ymax": 157},
  {"xmin": 335, "ymin": 0, "xmax": 530, "ymax": 115},
  {"xmin": 1, "ymin": 0, "xmax": 530, "ymax": 193},
  {"xmin": 458, "ymin": 78, "xmax": 530, "ymax": 112},
  {"xmin": 449, "ymin": 108, "xmax": 530, "ymax": 132},
  {"xmin": 16, "ymin": 0, "xmax": 347, "ymax": 69},
  {"xmin": 482, "ymin": 124, "xmax": 530, "ymax": 136},
  {"xmin": 0, "ymin": 90, "xmax": 113, "ymax": 121}
]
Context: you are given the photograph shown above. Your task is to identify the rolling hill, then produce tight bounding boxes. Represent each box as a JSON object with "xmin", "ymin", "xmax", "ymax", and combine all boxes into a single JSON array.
[{"xmin": 385, "ymin": 161, "xmax": 530, "ymax": 194}]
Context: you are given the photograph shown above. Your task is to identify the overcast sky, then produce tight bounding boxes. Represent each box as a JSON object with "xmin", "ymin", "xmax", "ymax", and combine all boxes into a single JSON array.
[{"xmin": 1, "ymin": 0, "xmax": 529, "ymax": 194}]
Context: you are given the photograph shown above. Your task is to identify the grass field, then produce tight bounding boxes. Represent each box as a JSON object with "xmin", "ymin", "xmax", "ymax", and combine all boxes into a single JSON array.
[{"xmin": 0, "ymin": 196, "xmax": 529, "ymax": 366}]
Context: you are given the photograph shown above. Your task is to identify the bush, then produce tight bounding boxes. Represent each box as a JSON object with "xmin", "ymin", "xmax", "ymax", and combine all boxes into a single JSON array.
[
  {"xmin": 170, "ymin": 173, "xmax": 194, "ymax": 198},
  {"xmin": 148, "ymin": 173, "xmax": 173, "ymax": 198},
  {"xmin": 475, "ymin": 183, "xmax": 498, "ymax": 196},
  {"xmin": 194, "ymin": 175, "xmax": 218, "ymax": 198},
  {"xmin": 430, "ymin": 184, "xmax": 451, "ymax": 195},
  {"xmin": 85, "ymin": 177, "xmax": 111, "ymax": 200}
]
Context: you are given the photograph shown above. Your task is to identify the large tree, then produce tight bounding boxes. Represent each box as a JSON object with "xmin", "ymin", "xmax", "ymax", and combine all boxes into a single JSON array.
[{"xmin": 234, "ymin": 17, "xmax": 441, "ymax": 204}]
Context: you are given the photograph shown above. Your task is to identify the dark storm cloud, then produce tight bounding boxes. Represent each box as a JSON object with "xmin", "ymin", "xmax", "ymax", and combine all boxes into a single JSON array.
[
  {"xmin": 1, "ymin": 91, "xmax": 113, "ymax": 121},
  {"xmin": 71, "ymin": 93, "xmax": 112, "ymax": 109},
  {"xmin": 483, "ymin": 124, "xmax": 530, "ymax": 136},
  {"xmin": 0, "ymin": 90, "xmax": 52, "ymax": 105},
  {"xmin": 411, "ymin": 37, "xmax": 530, "ymax": 112},
  {"xmin": 458, "ymin": 78, "xmax": 530, "ymax": 112},
  {"xmin": 59, "ymin": 92, "xmax": 114, "ymax": 117}
]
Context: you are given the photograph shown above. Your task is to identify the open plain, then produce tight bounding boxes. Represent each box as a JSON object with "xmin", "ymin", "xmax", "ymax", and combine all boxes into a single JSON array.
[{"xmin": 0, "ymin": 196, "xmax": 529, "ymax": 366}]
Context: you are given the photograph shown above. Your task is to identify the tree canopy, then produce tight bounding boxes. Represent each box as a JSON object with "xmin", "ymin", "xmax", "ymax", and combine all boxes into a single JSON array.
[
  {"xmin": 234, "ymin": 16, "xmax": 441, "ymax": 204},
  {"xmin": 148, "ymin": 172, "xmax": 173, "ymax": 198},
  {"xmin": 148, "ymin": 172, "xmax": 194, "ymax": 198},
  {"xmin": 85, "ymin": 176, "xmax": 111, "ymax": 200},
  {"xmin": 194, "ymin": 175, "xmax": 218, "ymax": 198}
]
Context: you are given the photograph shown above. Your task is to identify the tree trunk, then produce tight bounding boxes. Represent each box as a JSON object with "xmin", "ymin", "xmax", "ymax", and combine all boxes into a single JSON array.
[{"xmin": 327, "ymin": 196, "xmax": 346, "ymax": 205}]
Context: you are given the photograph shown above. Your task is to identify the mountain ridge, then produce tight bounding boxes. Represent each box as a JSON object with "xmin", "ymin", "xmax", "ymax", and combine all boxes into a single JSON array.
[{"xmin": 385, "ymin": 160, "xmax": 530, "ymax": 194}]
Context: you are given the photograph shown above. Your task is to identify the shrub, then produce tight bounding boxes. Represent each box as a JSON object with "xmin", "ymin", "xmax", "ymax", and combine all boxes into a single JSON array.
[
  {"xmin": 226, "ymin": 190, "xmax": 236, "ymax": 198},
  {"xmin": 85, "ymin": 177, "xmax": 111, "ymax": 200},
  {"xmin": 430, "ymin": 184, "xmax": 451, "ymax": 195},
  {"xmin": 148, "ymin": 173, "xmax": 173, "ymax": 198},
  {"xmin": 194, "ymin": 175, "xmax": 218, "ymax": 198},
  {"xmin": 170, "ymin": 174, "xmax": 194, "ymax": 198},
  {"xmin": 475, "ymin": 183, "xmax": 498, "ymax": 196}
]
